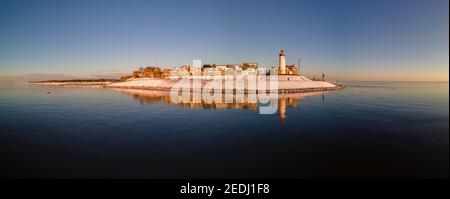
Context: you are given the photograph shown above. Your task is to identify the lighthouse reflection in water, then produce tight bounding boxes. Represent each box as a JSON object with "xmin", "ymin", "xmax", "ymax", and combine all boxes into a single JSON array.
[{"xmin": 113, "ymin": 88, "xmax": 327, "ymax": 123}]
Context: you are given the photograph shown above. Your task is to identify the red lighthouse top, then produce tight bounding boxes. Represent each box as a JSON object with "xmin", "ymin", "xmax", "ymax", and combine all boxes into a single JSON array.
[{"xmin": 279, "ymin": 49, "xmax": 285, "ymax": 56}]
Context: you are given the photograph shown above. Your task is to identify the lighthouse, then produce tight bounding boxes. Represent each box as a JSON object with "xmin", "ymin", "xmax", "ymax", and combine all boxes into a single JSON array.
[{"xmin": 279, "ymin": 49, "xmax": 286, "ymax": 75}]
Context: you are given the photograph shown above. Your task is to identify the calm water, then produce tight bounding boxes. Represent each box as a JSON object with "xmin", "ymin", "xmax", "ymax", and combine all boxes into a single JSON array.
[{"xmin": 0, "ymin": 82, "xmax": 448, "ymax": 178}]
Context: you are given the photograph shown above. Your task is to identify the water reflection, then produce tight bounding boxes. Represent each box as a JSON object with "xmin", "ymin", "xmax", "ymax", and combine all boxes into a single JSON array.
[{"xmin": 112, "ymin": 88, "xmax": 328, "ymax": 122}]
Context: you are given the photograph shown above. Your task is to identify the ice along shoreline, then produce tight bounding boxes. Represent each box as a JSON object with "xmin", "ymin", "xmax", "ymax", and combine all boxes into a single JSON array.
[{"xmin": 29, "ymin": 75, "xmax": 343, "ymax": 93}]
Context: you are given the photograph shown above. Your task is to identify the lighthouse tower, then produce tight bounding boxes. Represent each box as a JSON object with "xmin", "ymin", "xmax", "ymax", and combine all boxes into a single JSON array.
[{"xmin": 279, "ymin": 49, "xmax": 286, "ymax": 75}]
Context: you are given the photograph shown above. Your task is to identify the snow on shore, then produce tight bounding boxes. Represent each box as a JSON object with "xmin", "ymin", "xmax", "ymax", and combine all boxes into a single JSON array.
[{"xmin": 107, "ymin": 76, "xmax": 339, "ymax": 93}]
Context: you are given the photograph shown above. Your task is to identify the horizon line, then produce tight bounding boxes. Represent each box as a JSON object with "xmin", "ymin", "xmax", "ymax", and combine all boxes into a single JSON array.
[{"xmin": 1, "ymin": 73, "xmax": 448, "ymax": 84}]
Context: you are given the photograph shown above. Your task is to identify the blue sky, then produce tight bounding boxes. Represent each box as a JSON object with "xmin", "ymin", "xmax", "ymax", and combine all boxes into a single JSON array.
[{"xmin": 0, "ymin": 0, "xmax": 448, "ymax": 81}]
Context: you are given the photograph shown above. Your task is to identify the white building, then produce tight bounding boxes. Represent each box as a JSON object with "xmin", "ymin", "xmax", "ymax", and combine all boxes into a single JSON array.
[{"xmin": 279, "ymin": 49, "xmax": 286, "ymax": 75}]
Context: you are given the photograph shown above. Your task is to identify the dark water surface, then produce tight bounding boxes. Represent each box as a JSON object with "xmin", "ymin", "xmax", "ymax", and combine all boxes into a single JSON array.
[{"xmin": 0, "ymin": 82, "xmax": 448, "ymax": 178}]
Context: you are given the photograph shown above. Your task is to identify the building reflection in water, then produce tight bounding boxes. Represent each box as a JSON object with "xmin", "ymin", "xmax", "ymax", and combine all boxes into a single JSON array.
[{"xmin": 112, "ymin": 88, "xmax": 327, "ymax": 123}]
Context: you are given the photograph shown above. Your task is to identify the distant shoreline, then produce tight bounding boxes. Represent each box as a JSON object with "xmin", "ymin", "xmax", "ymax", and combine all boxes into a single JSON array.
[
  {"xmin": 29, "ymin": 79, "xmax": 120, "ymax": 83},
  {"xmin": 28, "ymin": 79, "xmax": 120, "ymax": 87},
  {"xmin": 25, "ymin": 78, "xmax": 449, "ymax": 84}
]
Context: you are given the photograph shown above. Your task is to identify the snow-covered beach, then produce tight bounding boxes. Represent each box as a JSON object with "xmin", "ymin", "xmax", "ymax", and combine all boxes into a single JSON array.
[
  {"xmin": 28, "ymin": 75, "xmax": 342, "ymax": 93},
  {"xmin": 106, "ymin": 76, "xmax": 341, "ymax": 93}
]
